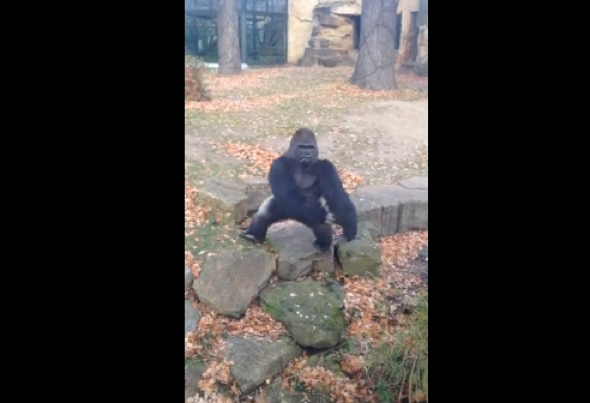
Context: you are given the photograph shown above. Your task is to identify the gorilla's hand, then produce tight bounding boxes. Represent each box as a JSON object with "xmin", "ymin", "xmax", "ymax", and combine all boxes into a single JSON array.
[{"xmin": 300, "ymin": 203, "xmax": 328, "ymax": 226}]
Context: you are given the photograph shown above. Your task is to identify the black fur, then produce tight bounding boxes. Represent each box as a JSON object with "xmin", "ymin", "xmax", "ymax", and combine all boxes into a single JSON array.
[{"xmin": 241, "ymin": 128, "xmax": 357, "ymax": 252}]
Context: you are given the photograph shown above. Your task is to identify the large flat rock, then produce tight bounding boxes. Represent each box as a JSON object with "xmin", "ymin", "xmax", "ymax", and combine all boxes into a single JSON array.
[
  {"xmin": 260, "ymin": 279, "xmax": 346, "ymax": 348},
  {"xmin": 267, "ymin": 223, "xmax": 333, "ymax": 280},
  {"xmin": 193, "ymin": 250, "xmax": 276, "ymax": 318},
  {"xmin": 351, "ymin": 177, "xmax": 428, "ymax": 237},
  {"xmin": 198, "ymin": 178, "xmax": 272, "ymax": 223},
  {"xmin": 337, "ymin": 223, "xmax": 381, "ymax": 277},
  {"xmin": 226, "ymin": 337, "xmax": 301, "ymax": 394},
  {"xmin": 199, "ymin": 179, "xmax": 249, "ymax": 224}
]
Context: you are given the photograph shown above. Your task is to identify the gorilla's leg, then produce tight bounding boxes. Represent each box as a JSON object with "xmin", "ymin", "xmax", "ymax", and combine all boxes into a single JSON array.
[
  {"xmin": 310, "ymin": 223, "xmax": 333, "ymax": 253},
  {"xmin": 240, "ymin": 196, "xmax": 286, "ymax": 244}
]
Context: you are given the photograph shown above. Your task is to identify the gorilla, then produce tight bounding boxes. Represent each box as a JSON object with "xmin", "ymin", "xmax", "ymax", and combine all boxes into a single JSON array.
[{"xmin": 240, "ymin": 128, "xmax": 357, "ymax": 252}]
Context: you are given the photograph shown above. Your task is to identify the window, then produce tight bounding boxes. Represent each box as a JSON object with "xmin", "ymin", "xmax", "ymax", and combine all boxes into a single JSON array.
[
  {"xmin": 245, "ymin": 14, "xmax": 286, "ymax": 65},
  {"xmin": 246, "ymin": 0, "xmax": 287, "ymax": 13},
  {"xmin": 185, "ymin": 0, "xmax": 288, "ymax": 65}
]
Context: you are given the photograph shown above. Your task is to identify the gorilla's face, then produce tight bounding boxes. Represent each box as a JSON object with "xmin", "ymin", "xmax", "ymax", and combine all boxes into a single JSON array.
[{"xmin": 289, "ymin": 128, "xmax": 319, "ymax": 167}]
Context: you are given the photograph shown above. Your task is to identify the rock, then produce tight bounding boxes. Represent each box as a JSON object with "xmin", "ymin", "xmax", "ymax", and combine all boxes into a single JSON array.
[
  {"xmin": 185, "ymin": 360, "xmax": 208, "ymax": 400},
  {"xmin": 336, "ymin": 224, "xmax": 381, "ymax": 277},
  {"xmin": 351, "ymin": 179, "xmax": 428, "ymax": 237},
  {"xmin": 185, "ymin": 301, "xmax": 200, "ymax": 336},
  {"xmin": 243, "ymin": 177, "xmax": 271, "ymax": 214},
  {"xmin": 399, "ymin": 0, "xmax": 421, "ymax": 13},
  {"xmin": 327, "ymin": 0, "xmax": 362, "ymax": 15},
  {"xmin": 226, "ymin": 337, "xmax": 301, "ymax": 394},
  {"xmin": 267, "ymin": 223, "xmax": 333, "ymax": 280},
  {"xmin": 308, "ymin": 37, "xmax": 331, "ymax": 48},
  {"xmin": 260, "ymin": 278, "xmax": 346, "ymax": 348},
  {"xmin": 305, "ymin": 47, "xmax": 349, "ymax": 59},
  {"xmin": 317, "ymin": 14, "xmax": 349, "ymax": 28},
  {"xmin": 263, "ymin": 377, "xmax": 292, "ymax": 403},
  {"xmin": 298, "ymin": 56, "xmax": 318, "ymax": 67},
  {"xmin": 288, "ymin": 0, "xmax": 317, "ymax": 62},
  {"xmin": 399, "ymin": 176, "xmax": 428, "ymax": 190},
  {"xmin": 350, "ymin": 196, "xmax": 382, "ymax": 239},
  {"xmin": 185, "ymin": 265, "xmax": 194, "ymax": 290},
  {"xmin": 306, "ymin": 351, "xmax": 345, "ymax": 377},
  {"xmin": 409, "ymin": 245, "xmax": 428, "ymax": 285},
  {"xmin": 265, "ymin": 376, "xmax": 330, "ymax": 403},
  {"xmin": 313, "ymin": 9, "xmax": 355, "ymax": 50},
  {"xmin": 199, "ymin": 179, "xmax": 249, "ymax": 224},
  {"xmin": 193, "ymin": 250, "xmax": 275, "ymax": 318},
  {"xmin": 319, "ymin": 58, "xmax": 338, "ymax": 67}
]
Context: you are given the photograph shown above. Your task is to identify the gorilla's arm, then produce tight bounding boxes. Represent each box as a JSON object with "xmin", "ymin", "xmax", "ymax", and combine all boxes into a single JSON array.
[
  {"xmin": 269, "ymin": 156, "xmax": 328, "ymax": 226},
  {"xmin": 317, "ymin": 160, "xmax": 358, "ymax": 241}
]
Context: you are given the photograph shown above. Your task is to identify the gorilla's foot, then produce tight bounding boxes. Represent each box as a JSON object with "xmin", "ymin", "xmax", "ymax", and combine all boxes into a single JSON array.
[
  {"xmin": 239, "ymin": 232, "xmax": 264, "ymax": 244},
  {"xmin": 313, "ymin": 240, "xmax": 332, "ymax": 254}
]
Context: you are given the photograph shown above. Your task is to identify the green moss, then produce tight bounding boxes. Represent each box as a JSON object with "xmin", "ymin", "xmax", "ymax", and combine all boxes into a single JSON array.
[
  {"xmin": 261, "ymin": 301, "xmax": 285, "ymax": 320},
  {"xmin": 323, "ymin": 308, "xmax": 345, "ymax": 331}
]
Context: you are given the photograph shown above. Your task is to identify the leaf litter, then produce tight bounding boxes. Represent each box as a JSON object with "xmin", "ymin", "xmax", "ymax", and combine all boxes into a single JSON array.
[
  {"xmin": 186, "ymin": 66, "xmax": 427, "ymax": 113},
  {"xmin": 186, "ymin": 177, "xmax": 429, "ymax": 402},
  {"xmin": 185, "ymin": 66, "xmax": 428, "ymax": 402}
]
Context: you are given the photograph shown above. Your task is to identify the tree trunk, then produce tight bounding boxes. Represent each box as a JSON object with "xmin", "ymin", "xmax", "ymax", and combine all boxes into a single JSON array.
[
  {"xmin": 217, "ymin": 0, "xmax": 241, "ymax": 75},
  {"xmin": 350, "ymin": 0, "xmax": 398, "ymax": 91},
  {"xmin": 396, "ymin": 11, "xmax": 418, "ymax": 70}
]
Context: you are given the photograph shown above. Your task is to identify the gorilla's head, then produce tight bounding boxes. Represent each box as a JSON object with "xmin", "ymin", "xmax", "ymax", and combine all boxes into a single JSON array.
[{"xmin": 288, "ymin": 128, "xmax": 319, "ymax": 167}]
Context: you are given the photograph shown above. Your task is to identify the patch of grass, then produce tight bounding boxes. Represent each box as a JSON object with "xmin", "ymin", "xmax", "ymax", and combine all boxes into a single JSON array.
[
  {"xmin": 185, "ymin": 220, "xmax": 228, "ymax": 255},
  {"xmin": 366, "ymin": 292, "xmax": 428, "ymax": 403},
  {"xmin": 185, "ymin": 357, "xmax": 205, "ymax": 366},
  {"xmin": 185, "ymin": 159, "xmax": 251, "ymax": 184}
]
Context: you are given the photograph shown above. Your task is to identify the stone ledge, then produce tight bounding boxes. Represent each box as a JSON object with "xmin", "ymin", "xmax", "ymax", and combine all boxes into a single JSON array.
[
  {"xmin": 197, "ymin": 178, "xmax": 271, "ymax": 224},
  {"xmin": 350, "ymin": 176, "xmax": 428, "ymax": 238}
]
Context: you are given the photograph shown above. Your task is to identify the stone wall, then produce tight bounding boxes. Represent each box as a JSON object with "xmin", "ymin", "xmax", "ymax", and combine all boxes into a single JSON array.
[
  {"xmin": 298, "ymin": 9, "xmax": 358, "ymax": 67},
  {"xmin": 287, "ymin": 0, "xmax": 427, "ymax": 66},
  {"xmin": 288, "ymin": 0, "xmax": 319, "ymax": 64},
  {"xmin": 288, "ymin": 0, "xmax": 361, "ymax": 64}
]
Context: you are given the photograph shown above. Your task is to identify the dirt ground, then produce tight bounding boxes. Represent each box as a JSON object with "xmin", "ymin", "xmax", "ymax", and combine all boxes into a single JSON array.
[{"xmin": 185, "ymin": 66, "xmax": 428, "ymax": 186}]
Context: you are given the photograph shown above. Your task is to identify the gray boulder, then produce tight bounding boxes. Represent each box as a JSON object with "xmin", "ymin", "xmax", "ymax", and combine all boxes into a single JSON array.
[
  {"xmin": 199, "ymin": 179, "xmax": 249, "ymax": 224},
  {"xmin": 267, "ymin": 223, "xmax": 333, "ymax": 280},
  {"xmin": 260, "ymin": 278, "xmax": 346, "ymax": 348},
  {"xmin": 185, "ymin": 301, "xmax": 200, "ymax": 336},
  {"xmin": 243, "ymin": 177, "xmax": 271, "ymax": 214},
  {"xmin": 185, "ymin": 360, "xmax": 208, "ymax": 400},
  {"xmin": 264, "ymin": 376, "xmax": 331, "ymax": 403},
  {"xmin": 185, "ymin": 265, "xmax": 194, "ymax": 290},
  {"xmin": 337, "ymin": 223, "xmax": 381, "ymax": 277},
  {"xmin": 193, "ymin": 250, "xmax": 275, "ymax": 318},
  {"xmin": 351, "ymin": 177, "xmax": 428, "ymax": 237},
  {"xmin": 226, "ymin": 337, "xmax": 301, "ymax": 394}
]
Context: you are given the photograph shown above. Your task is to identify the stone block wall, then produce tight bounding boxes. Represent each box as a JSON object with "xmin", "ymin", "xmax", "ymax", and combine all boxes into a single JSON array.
[
  {"xmin": 287, "ymin": 0, "xmax": 427, "ymax": 67},
  {"xmin": 298, "ymin": 8, "xmax": 357, "ymax": 67},
  {"xmin": 288, "ymin": 0, "xmax": 361, "ymax": 64}
]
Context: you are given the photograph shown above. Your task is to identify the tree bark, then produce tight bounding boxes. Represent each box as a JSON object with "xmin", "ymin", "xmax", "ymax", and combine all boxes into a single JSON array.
[
  {"xmin": 217, "ymin": 0, "xmax": 241, "ymax": 75},
  {"xmin": 396, "ymin": 11, "xmax": 418, "ymax": 70},
  {"xmin": 350, "ymin": 0, "xmax": 398, "ymax": 91}
]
